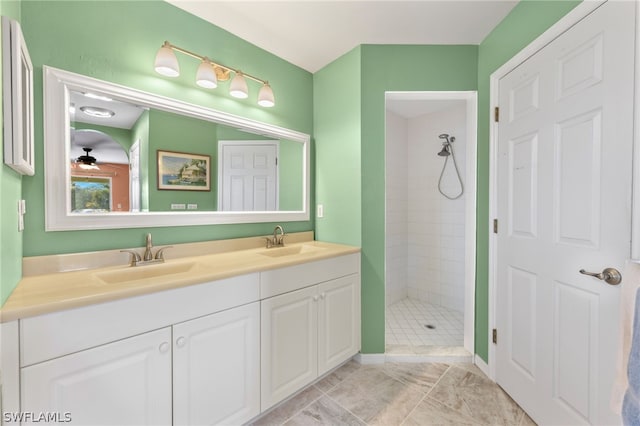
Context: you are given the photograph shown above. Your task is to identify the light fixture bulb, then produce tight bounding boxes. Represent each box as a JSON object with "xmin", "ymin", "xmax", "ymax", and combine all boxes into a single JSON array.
[
  {"xmin": 196, "ymin": 59, "xmax": 218, "ymax": 89},
  {"xmin": 258, "ymin": 83, "xmax": 275, "ymax": 107},
  {"xmin": 79, "ymin": 106, "xmax": 115, "ymax": 118},
  {"xmin": 229, "ymin": 71, "xmax": 249, "ymax": 99},
  {"xmin": 79, "ymin": 163, "xmax": 100, "ymax": 171},
  {"xmin": 154, "ymin": 41, "xmax": 180, "ymax": 77}
]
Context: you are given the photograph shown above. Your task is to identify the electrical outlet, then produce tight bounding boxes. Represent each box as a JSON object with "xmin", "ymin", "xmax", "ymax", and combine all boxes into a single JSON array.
[
  {"xmin": 317, "ymin": 204, "xmax": 324, "ymax": 218},
  {"xmin": 187, "ymin": 204, "xmax": 198, "ymax": 210},
  {"xmin": 171, "ymin": 203, "xmax": 186, "ymax": 210}
]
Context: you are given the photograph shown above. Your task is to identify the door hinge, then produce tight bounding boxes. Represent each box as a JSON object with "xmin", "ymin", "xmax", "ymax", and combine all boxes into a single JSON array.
[
  {"xmin": 494, "ymin": 106, "xmax": 500, "ymax": 122},
  {"xmin": 493, "ymin": 218, "xmax": 498, "ymax": 234},
  {"xmin": 492, "ymin": 328, "xmax": 498, "ymax": 344},
  {"xmin": 275, "ymin": 157, "xmax": 278, "ymax": 166}
]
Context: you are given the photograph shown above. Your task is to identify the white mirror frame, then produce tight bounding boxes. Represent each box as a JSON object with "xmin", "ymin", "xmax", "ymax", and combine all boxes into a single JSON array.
[
  {"xmin": 2, "ymin": 17, "xmax": 35, "ymax": 176},
  {"xmin": 43, "ymin": 66, "xmax": 310, "ymax": 231}
]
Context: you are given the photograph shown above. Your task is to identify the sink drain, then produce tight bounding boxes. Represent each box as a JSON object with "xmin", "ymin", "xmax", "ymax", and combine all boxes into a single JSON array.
[{"xmin": 424, "ymin": 324, "xmax": 436, "ymax": 330}]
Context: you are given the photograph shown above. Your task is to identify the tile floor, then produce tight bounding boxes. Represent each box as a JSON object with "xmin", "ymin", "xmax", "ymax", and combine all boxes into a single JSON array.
[
  {"xmin": 386, "ymin": 298, "xmax": 464, "ymax": 346},
  {"xmin": 250, "ymin": 359, "xmax": 535, "ymax": 426}
]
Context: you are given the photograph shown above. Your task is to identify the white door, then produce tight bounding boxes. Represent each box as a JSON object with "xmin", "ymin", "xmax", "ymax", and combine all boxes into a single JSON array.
[
  {"xmin": 261, "ymin": 285, "xmax": 318, "ymax": 411},
  {"xmin": 318, "ymin": 275, "xmax": 361, "ymax": 375},
  {"xmin": 21, "ymin": 328, "xmax": 172, "ymax": 425},
  {"xmin": 495, "ymin": 2, "xmax": 634, "ymax": 425},
  {"xmin": 173, "ymin": 302, "xmax": 260, "ymax": 426},
  {"xmin": 129, "ymin": 140, "xmax": 140, "ymax": 212},
  {"xmin": 218, "ymin": 140, "xmax": 278, "ymax": 211}
]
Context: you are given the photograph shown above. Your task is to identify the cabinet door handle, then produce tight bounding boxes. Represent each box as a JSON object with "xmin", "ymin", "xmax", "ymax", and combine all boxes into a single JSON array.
[
  {"xmin": 320, "ymin": 293, "xmax": 326, "ymax": 300},
  {"xmin": 159, "ymin": 342, "xmax": 170, "ymax": 353},
  {"xmin": 176, "ymin": 337, "xmax": 186, "ymax": 348},
  {"xmin": 313, "ymin": 295, "xmax": 319, "ymax": 301}
]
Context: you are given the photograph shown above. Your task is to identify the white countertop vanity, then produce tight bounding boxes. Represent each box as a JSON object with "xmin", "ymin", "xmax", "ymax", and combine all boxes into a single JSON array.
[{"xmin": 0, "ymin": 233, "xmax": 361, "ymax": 425}]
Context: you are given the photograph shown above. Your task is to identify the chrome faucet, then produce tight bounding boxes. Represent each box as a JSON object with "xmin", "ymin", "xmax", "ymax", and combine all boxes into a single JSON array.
[
  {"xmin": 266, "ymin": 225, "xmax": 286, "ymax": 248},
  {"xmin": 143, "ymin": 233, "xmax": 154, "ymax": 261},
  {"xmin": 121, "ymin": 233, "xmax": 172, "ymax": 266}
]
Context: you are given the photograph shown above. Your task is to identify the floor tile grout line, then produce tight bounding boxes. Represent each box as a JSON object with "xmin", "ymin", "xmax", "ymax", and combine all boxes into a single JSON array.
[{"xmin": 323, "ymin": 388, "xmax": 370, "ymax": 425}]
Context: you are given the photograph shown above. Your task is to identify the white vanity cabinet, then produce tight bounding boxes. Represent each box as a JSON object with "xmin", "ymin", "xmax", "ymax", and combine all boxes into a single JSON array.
[
  {"xmin": 4, "ymin": 251, "xmax": 360, "ymax": 425},
  {"xmin": 15, "ymin": 273, "xmax": 260, "ymax": 426},
  {"xmin": 260, "ymin": 254, "xmax": 360, "ymax": 410},
  {"xmin": 21, "ymin": 328, "xmax": 173, "ymax": 425},
  {"xmin": 172, "ymin": 302, "xmax": 260, "ymax": 425}
]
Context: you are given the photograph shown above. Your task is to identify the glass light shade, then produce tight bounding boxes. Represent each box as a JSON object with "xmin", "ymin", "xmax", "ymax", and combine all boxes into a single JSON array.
[
  {"xmin": 196, "ymin": 60, "xmax": 218, "ymax": 89},
  {"xmin": 79, "ymin": 163, "xmax": 100, "ymax": 170},
  {"xmin": 258, "ymin": 83, "xmax": 275, "ymax": 107},
  {"xmin": 229, "ymin": 72, "xmax": 249, "ymax": 99},
  {"xmin": 154, "ymin": 43, "xmax": 180, "ymax": 77}
]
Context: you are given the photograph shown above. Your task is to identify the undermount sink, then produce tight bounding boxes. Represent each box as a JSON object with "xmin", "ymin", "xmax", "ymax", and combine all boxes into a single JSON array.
[
  {"xmin": 95, "ymin": 261, "xmax": 198, "ymax": 284},
  {"xmin": 259, "ymin": 244, "xmax": 325, "ymax": 258}
]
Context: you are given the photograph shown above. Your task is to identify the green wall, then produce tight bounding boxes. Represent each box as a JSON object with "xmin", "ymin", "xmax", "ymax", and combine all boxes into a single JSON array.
[
  {"xmin": 474, "ymin": 0, "xmax": 581, "ymax": 362},
  {"xmin": 360, "ymin": 45, "xmax": 478, "ymax": 353},
  {"xmin": 148, "ymin": 109, "xmax": 218, "ymax": 211},
  {"xmin": 313, "ymin": 45, "xmax": 478, "ymax": 353},
  {"xmin": 313, "ymin": 47, "xmax": 362, "ymax": 247},
  {"xmin": 15, "ymin": 0, "xmax": 313, "ymax": 268},
  {"xmin": 0, "ymin": 0, "xmax": 23, "ymax": 305}
]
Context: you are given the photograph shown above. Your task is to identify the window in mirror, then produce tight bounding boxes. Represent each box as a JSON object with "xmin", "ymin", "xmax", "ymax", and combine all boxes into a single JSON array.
[{"xmin": 71, "ymin": 176, "xmax": 112, "ymax": 212}]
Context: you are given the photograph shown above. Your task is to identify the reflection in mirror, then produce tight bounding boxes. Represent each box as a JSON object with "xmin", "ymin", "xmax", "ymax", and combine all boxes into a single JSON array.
[
  {"xmin": 44, "ymin": 66, "xmax": 310, "ymax": 231},
  {"xmin": 68, "ymin": 91, "xmax": 304, "ymax": 214}
]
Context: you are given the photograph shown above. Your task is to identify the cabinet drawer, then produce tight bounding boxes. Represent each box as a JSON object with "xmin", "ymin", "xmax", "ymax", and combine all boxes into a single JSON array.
[
  {"xmin": 21, "ymin": 273, "xmax": 259, "ymax": 366},
  {"xmin": 260, "ymin": 253, "xmax": 360, "ymax": 299}
]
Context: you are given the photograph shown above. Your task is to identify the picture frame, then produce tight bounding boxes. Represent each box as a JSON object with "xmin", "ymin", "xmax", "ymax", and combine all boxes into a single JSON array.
[
  {"xmin": 2, "ymin": 16, "xmax": 34, "ymax": 176},
  {"xmin": 157, "ymin": 150, "xmax": 211, "ymax": 191}
]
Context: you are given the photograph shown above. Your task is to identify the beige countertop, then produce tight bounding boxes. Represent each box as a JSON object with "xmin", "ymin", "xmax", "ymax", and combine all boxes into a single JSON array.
[{"xmin": 1, "ymin": 237, "xmax": 360, "ymax": 323}]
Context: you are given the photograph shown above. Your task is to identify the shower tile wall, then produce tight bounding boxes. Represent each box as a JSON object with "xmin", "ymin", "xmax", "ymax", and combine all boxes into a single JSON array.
[
  {"xmin": 385, "ymin": 111, "xmax": 409, "ymax": 306},
  {"xmin": 407, "ymin": 105, "xmax": 466, "ymax": 312}
]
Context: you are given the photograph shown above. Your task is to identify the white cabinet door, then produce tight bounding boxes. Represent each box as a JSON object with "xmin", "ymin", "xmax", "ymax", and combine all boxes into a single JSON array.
[
  {"xmin": 173, "ymin": 302, "xmax": 260, "ymax": 426},
  {"xmin": 318, "ymin": 275, "xmax": 361, "ymax": 376},
  {"xmin": 21, "ymin": 328, "xmax": 172, "ymax": 426},
  {"xmin": 261, "ymin": 285, "xmax": 318, "ymax": 410}
]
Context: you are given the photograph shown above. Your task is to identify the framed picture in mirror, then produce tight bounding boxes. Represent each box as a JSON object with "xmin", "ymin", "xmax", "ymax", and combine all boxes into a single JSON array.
[
  {"xmin": 157, "ymin": 150, "xmax": 211, "ymax": 191},
  {"xmin": 2, "ymin": 16, "xmax": 34, "ymax": 176}
]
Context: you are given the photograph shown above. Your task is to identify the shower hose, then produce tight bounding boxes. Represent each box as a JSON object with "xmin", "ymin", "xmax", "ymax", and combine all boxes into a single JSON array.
[{"xmin": 438, "ymin": 146, "xmax": 464, "ymax": 200}]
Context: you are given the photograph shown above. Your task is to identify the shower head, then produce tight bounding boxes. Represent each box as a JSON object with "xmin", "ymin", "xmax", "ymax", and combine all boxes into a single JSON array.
[{"xmin": 437, "ymin": 144, "xmax": 451, "ymax": 157}]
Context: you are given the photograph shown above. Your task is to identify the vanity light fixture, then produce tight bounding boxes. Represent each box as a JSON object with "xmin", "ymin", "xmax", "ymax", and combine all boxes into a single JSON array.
[{"xmin": 153, "ymin": 40, "xmax": 275, "ymax": 107}]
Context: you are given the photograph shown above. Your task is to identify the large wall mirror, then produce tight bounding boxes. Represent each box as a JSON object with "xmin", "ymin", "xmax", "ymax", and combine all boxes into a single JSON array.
[{"xmin": 43, "ymin": 66, "xmax": 310, "ymax": 231}]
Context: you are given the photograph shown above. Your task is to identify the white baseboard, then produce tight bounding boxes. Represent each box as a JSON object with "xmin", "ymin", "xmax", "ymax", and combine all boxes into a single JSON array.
[
  {"xmin": 355, "ymin": 353, "xmax": 385, "ymax": 364},
  {"xmin": 474, "ymin": 354, "xmax": 490, "ymax": 377}
]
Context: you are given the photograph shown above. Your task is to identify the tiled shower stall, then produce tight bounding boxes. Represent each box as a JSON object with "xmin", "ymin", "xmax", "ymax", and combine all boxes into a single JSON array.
[{"xmin": 385, "ymin": 101, "xmax": 467, "ymax": 348}]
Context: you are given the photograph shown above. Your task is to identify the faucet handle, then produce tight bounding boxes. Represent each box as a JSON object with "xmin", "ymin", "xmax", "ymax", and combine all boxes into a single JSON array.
[
  {"xmin": 120, "ymin": 250, "xmax": 142, "ymax": 266},
  {"xmin": 154, "ymin": 246, "xmax": 173, "ymax": 261}
]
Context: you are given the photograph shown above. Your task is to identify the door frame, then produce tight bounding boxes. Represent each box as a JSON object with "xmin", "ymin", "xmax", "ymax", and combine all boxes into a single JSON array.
[
  {"xmin": 384, "ymin": 90, "xmax": 478, "ymax": 355},
  {"xmin": 487, "ymin": 0, "xmax": 640, "ymax": 380}
]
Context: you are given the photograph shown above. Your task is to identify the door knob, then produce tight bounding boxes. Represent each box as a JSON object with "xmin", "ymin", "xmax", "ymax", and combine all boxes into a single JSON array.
[{"xmin": 579, "ymin": 267, "xmax": 622, "ymax": 285}]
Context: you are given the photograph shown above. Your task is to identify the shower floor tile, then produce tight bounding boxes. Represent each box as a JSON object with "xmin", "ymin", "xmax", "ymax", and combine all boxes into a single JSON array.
[{"xmin": 386, "ymin": 298, "xmax": 463, "ymax": 347}]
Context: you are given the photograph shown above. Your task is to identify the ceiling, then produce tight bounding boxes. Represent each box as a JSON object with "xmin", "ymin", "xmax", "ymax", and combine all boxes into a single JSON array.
[{"xmin": 166, "ymin": 0, "xmax": 519, "ymax": 73}]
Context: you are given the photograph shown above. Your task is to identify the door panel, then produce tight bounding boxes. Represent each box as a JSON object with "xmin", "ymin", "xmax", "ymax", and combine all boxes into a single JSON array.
[
  {"xmin": 496, "ymin": 2, "xmax": 634, "ymax": 424},
  {"xmin": 219, "ymin": 141, "xmax": 278, "ymax": 211}
]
